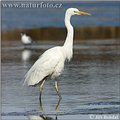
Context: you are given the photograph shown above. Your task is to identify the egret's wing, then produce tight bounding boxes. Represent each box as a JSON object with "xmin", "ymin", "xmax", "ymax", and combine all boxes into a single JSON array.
[{"xmin": 24, "ymin": 47, "xmax": 61, "ymax": 86}]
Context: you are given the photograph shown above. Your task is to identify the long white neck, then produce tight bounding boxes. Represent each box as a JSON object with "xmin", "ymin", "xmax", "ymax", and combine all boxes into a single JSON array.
[{"xmin": 63, "ymin": 13, "xmax": 74, "ymax": 61}]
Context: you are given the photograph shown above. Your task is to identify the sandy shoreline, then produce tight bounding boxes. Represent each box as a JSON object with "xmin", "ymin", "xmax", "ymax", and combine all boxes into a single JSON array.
[{"xmin": 2, "ymin": 26, "xmax": 120, "ymax": 41}]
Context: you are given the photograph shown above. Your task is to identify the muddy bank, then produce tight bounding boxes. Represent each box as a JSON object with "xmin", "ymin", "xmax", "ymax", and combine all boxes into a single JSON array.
[{"xmin": 2, "ymin": 26, "xmax": 120, "ymax": 41}]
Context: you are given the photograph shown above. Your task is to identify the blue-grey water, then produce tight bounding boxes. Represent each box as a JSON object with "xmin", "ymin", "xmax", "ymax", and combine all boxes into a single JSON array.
[
  {"xmin": 1, "ymin": 1, "xmax": 120, "ymax": 30},
  {"xmin": 1, "ymin": 39, "xmax": 120, "ymax": 120}
]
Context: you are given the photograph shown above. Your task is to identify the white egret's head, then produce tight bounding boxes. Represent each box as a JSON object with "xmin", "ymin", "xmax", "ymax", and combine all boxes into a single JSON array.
[{"xmin": 66, "ymin": 8, "xmax": 91, "ymax": 16}]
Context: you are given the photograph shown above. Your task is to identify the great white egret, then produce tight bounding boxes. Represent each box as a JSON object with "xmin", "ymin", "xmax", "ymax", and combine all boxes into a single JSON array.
[
  {"xmin": 24, "ymin": 8, "xmax": 91, "ymax": 100},
  {"xmin": 21, "ymin": 33, "xmax": 32, "ymax": 45}
]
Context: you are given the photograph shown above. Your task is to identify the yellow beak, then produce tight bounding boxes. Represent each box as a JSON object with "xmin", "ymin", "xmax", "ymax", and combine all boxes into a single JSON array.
[{"xmin": 77, "ymin": 10, "xmax": 91, "ymax": 15}]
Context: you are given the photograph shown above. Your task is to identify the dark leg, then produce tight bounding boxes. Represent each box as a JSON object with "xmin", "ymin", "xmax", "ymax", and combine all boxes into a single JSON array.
[
  {"xmin": 39, "ymin": 80, "xmax": 45, "ymax": 98},
  {"xmin": 39, "ymin": 80, "xmax": 45, "ymax": 111},
  {"xmin": 55, "ymin": 80, "xmax": 62, "ymax": 99},
  {"xmin": 39, "ymin": 96, "xmax": 43, "ymax": 111},
  {"xmin": 55, "ymin": 97, "xmax": 62, "ymax": 111},
  {"xmin": 55, "ymin": 115, "xmax": 58, "ymax": 120}
]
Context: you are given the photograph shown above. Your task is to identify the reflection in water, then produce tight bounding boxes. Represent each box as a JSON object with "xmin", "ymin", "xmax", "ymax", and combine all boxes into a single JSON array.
[
  {"xmin": 22, "ymin": 49, "xmax": 32, "ymax": 62},
  {"xmin": 28, "ymin": 115, "xmax": 57, "ymax": 120},
  {"xmin": 21, "ymin": 49, "xmax": 32, "ymax": 73}
]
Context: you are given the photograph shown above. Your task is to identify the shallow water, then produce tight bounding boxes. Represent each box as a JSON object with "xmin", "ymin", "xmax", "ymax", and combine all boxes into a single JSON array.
[{"xmin": 1, "ymin": 39, "xmax": 120, "ymax": 120}]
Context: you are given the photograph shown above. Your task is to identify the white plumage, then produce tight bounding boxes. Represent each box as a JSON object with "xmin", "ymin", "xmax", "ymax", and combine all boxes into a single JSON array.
[
  {"xmin": 23, "ymin": 8, "xmax": 91, "ymax": 98},
  {"xmin": 24, "ymin": 47, "xmax": 65, "ymax": 85},
  {"xmin": 21, "ymin": 33, "xmax": 32, "ymax": 45}
]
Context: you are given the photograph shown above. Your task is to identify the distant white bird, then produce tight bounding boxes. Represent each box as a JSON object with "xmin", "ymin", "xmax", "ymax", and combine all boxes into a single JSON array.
[
  {"xmin": 24, "ymin": 8, "xmax": 91, "ymax": 99},
  {"xmin": 21, "ymin": 33, "xmax": 32, "ymax": 45}
]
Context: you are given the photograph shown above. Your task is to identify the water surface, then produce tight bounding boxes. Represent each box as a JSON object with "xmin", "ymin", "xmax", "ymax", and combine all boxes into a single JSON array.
[{"xmin": 1, "ymin": 39, "xmax": 120, "ymax": 120}]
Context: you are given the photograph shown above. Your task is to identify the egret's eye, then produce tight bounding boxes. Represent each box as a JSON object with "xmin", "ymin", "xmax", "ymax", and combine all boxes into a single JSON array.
[{"xmin": 74, "ymin": 11, "xmax": 79, "ymax": 14}]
